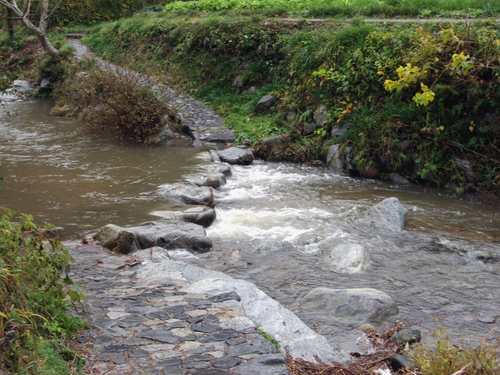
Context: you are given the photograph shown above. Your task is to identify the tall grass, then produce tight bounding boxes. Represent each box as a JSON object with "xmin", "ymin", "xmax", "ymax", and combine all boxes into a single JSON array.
[{"xmin": 164, "ymin": 0, "xmax": 500, "ymax": 17}]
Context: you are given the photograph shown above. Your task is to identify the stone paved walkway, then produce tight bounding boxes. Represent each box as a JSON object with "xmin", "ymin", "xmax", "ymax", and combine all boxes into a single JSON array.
[
  {"xmin": 66, "ymin": 38, "xmax": 234, "ymax": 144},
  {"xmin": 69, "ymin": 244, "xmax": 290, "ymax": 375}
]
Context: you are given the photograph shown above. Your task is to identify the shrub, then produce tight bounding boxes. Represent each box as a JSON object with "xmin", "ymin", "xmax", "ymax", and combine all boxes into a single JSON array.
[
  {"xmin": 60, "ymin": 64, "xmax": 170, "ymax": 143},
  {"xmin": 409, "ymin": 326, "xmax": 500, "ymax": 375},
  {"xmin": 0, "ymin": 207, "xmax": 86, "ymax": 374}
]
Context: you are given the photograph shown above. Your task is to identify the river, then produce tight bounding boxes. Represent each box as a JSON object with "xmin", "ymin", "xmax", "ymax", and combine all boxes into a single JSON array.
[{"xmin": 2, "ymin": 99, "xmax": 500, "ymax": 351}]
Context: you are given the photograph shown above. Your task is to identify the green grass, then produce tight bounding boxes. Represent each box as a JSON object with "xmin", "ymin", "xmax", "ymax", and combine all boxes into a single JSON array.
[
  {"xmin": 164, "ymin": 0, "xmax": 500, "ymax": 17},
  {"xmin": 195, "ymin": 83, "xmax": 289, "ymax": 144}
]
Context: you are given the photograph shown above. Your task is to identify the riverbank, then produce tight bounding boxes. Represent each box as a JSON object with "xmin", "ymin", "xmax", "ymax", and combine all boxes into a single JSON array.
[{"xmin": 73, "ymin": 11, "xmax": 500, "ymax": 198}]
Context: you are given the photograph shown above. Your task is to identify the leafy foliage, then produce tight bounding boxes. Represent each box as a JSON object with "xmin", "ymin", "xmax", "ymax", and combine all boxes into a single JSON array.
[
  {"xmin": 0, "ymin": 207, "xmax": 86, "ymax": 374},
  {"xmin": 409, "ymin": 325, "xmax": 500, "ymax": 375},
  {"xmin": 57, "ymin": 64, "xmax": 170, "ymax": 143}
]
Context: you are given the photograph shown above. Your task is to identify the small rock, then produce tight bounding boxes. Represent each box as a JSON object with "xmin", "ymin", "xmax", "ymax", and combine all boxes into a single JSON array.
[
  {"xmin": 301, "ymin": 287, "xmax": 399, "ymax": 322},
  {"xmin": 217, "ymin": 147, "xmax": 254, "ymax": 165},
  {"xmin": 151, "ymin": 206, "xmax": 216, "ymax": 228},
  {"xmin": 232, "ymin": 76, "xmax": 243, "ymax": 87},
  {"xmin": 358, "ymin": 324, "xmax": 378, "ymax": 334},
  {"xmin": 313, "ymin": 105, "xmax": 329, "ymax": 128},
  {"xmin": 326, "ymin": 144, "xmax": 344, "ymax": 175},
  {"xmin": 246, "ymin": 86, "xmax": 257, "ymax": 94},
  {"xmin": 390, "ymin": 173, "xmax": 411, "ymax": 185},
  {"xmin": 160, "ymin": 182, "xmax": 214, "ymax": 207},
  {"xmin": 469, "ymin": 250, "xmax": 493, "ymax": 262},
  {"xmin": 94, "ymin": 224, "xmax": 135, "ymax": 254},
  {"xmin": 354, "ymin": 197, "xmax": 408, "ymax": 232},
  {"xmin": 331, "ymin": 122, "xmax": 351, "ymax": 139},
  {"xmin": 262, "ymin": 135, "xmax": 284, "ymax": 146},
  {"xmin": 392, "ymin": 329, "xmax": 421, "ymax": 346},
  {"xmin": 323, "ymin": 243, "xmax": 368, "ymax": 274},
  {"xmin": 207, "ymin": 129, "xmax": 236, "ymax": 143},
  {"xmin": 159, "ymin": 127, "xmax": 178, "ymax": 140},
  {"xmin": 40, "ymin": 78, "xmax": 53, "ymax": 89},
  {"xmin": 454, "ymin": 158, "xmax": 475, "ymax": 183},
  {"xmin": 286, "ymin": 109, "xmax": 296, "ymax": 122},
  {"xmin": 390, "ymin": 354, "xmax": 416, "ymax": 372},
  {"xmin": 304, "ymin": 123, "xmax": 315, "ymax": 136},
  {"xmin": 256, "ymin": 95, "xmax": 276, "ymax": 112},
  {"xmin": 12, "ymin": 80, "xmax": 34, "ymax": 95}
]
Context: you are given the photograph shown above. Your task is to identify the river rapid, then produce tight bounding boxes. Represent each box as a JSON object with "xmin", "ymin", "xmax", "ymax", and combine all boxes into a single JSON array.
[{"xmin": 2, "ymin": 99, "xmax": 500, "ymax": 351}]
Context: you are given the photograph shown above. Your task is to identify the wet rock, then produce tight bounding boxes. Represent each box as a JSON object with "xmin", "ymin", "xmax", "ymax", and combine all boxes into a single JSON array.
[
  {"xmin": 323, "ymin": 243, "xmax": 368, "ymax": 274},
  {"xmin": 158, "ymin": 127, "xmax": 178, "ymax": 140},
  {"xmin": 130, "ymin": 221, "xmax": 212, "ymax": 253},
  {"xmin": 262, "ymin": 135, "xmax": 284, "ymax": 146},
  {"xmin": 390, "ymin": 354, "xmax": 415, "ymax": 372},
  {"xmin": 358, "ymin": 324, "xmax": 378, "ymax": 334},
  {"xmin": 454, "ymin": 158, "xmax": 475, "ymax": 183},
  {"xmin": 188, "ymin": 173, "xmax": 227, "ymax": 189},
  {"xmin": 301, "ymin": 287, "xmax": 399, "ymax": 322},
  {"xmin": 11, "ymin": 80, "xmax": 34, "ymax": 95},
  {"xmin": 392, "ymin": 329, "xmax": 421, "ymax": 346},
  {"xmin": 331, "ymin": 122, "xmax": 351, "ymax": 140},
  {"xmin": 160, "ymin": 182, "xmax": 214, "ymax": 207},
  {"xmin": 205, "ymin": 163, "xmax": 232, "ymax": 177},
  {"xmin": 181, "ymin": 277, "xmax": 353, "ymax": 366},
  {"xmin": 313, "ymin": 105, "xmax": 329, "ymax": 128},
  {"xmin": 217, "ymin": 147, "xmax": 253, "ymax": 165},
  {"xmin": 94, "ymin": 224, "xmax": 136, "ymax": 254},
  {"xmin": 232, "ymin": 354, "xmax": 290, "ymax": 375},
  {"xmin": 390, "ymin": 173, "xmax": 411, "ymax": 185},
  {"xmin": 150, "ymin": 206, "xmax": 216, "ymax": 228},
  {"xmin": 354, "ymin": 197, "xmax": 408, "ymax": 232},
  {"xmin": 256, "ymin": 95, "xmax": 276, "ymax": 112},
  {"xmin": 256, "ymin": 239, "xmax": 283, "ymax": 253},
  {"xmin": 469, "ymin": 250, "xmax": 493, "ymax": 262},
  {"xmin": 206, "ymin": 129, "xmax": 235, "ymax": 143},
  {"xmin": 476, "ymin": 311, "xmax": 499, "ymax": 324},
  {"xmin": 326, "ymin": 144, "xmax": 344, "ymax": 175}
]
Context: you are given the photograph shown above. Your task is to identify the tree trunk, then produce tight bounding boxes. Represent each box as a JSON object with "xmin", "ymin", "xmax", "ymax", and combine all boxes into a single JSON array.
[
  {"xmin": 7, "ymin": 8, "xmax": 13, "ymax": 38},
  {"xmin": 0, "ymin": 0, "xmax": 61, "ymax": 59}
]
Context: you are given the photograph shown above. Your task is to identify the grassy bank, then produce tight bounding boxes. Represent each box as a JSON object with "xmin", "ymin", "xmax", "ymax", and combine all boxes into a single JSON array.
[
  {"xmin": 164, "ymin": 0, "xmax": 500, "ymax": 18},
  {"xmin": 79, "ymin": 10, "xmax": 500, "ymax": 196}
]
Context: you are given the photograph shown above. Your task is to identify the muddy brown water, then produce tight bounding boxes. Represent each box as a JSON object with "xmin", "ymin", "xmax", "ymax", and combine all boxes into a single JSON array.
[{"xmin": 2, "ymin": 99, "xmax": 500, "ymax": 352}]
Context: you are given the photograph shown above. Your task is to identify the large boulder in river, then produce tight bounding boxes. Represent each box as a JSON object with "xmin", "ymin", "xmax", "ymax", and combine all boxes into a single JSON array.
[
  {"xmin": 160, "ymin": 182, "xmax": 214, "ymax": 207},
  {"xmin": 129, "ymin": 221, "xmax": 212, "ymax": 252},
  {"xmin": 354, "ymin": 197, "xmax": 408, "ymax": 232},
  {"xmin": 322, "ymin": 242, "xmax": 368, "ymax": 273},
  {"xmin": 301, "ymin": 287, "xmax": 399, "ymax": 322},
  {"xmin": 94, "ymin": 224, "xmax": 136, "ymax": 254},
  {"xmin": 217, "ymin": 147, "xmax": 254, "ymax": 165},
  {"xmin": 151, "ymin": 206, "xmax": 216, "ymax": 228}
]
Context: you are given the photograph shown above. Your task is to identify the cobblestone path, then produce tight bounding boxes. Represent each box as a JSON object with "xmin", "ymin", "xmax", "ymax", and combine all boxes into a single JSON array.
[{"xmin": 69, "ymin": 244, "xmax": 289, "ymax": 375}]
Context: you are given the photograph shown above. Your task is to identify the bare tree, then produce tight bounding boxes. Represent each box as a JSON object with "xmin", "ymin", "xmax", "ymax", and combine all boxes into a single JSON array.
[{"xmin": 0, "ymin": 0, "xmax": 60, "ymax": 59}]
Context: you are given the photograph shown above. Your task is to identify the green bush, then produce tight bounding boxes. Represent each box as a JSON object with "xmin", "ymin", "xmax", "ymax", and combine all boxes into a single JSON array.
[
  {"xmin": 0, "ymin": 207, "xmax": 86, "ymax": 374},
  {"xmin": 409, "ymin": 325, "xmax": 500, "ymax": 374}
]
